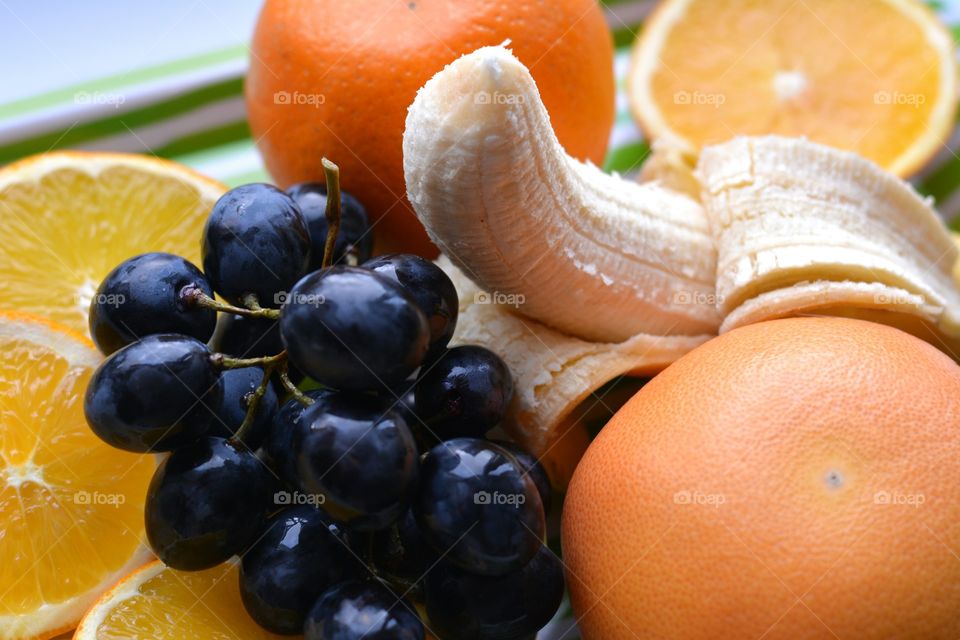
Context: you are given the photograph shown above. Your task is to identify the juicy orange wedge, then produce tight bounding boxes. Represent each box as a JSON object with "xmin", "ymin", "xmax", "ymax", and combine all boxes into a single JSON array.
[
  {"xmin": 0, "ymin": 151, "xmax": 225, "ymax": 337},
  {"xmin": 74, "ymin": 560, "xmax": 290, "ymax": 639},
  {"xmin": 0, "ymin": 312, "xmax": 156, "ymax": 639}
]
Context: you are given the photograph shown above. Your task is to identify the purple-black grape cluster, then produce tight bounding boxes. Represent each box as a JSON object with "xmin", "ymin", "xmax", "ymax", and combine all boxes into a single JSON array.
[{"xmin": 83, "ymin": 180, "xmax": 564, "ymax": 639}]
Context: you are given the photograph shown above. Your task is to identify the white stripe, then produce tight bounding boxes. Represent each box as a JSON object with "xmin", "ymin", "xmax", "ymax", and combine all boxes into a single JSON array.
[
  {"xmin": 0, "ymin": 58, "xmax": 247, "ymax": 145},
  {"xmin": 939, "ymin": 2, "xmax": 960, "ymax": 24},
  {"xmin": 606, "ymin": 0, "xmax": 657, "ymax": 31},
  {"xmin": 614, "ymin": 49, "xmax": 633, "ymax": 83},
  {"xmin": 181, "ymin": 142, "xmax": 266, "ymax": 182},
  {"xmin": 935, "ymin": 182, "xmax": 960, "ymax": 221},
  {"xmin": 75, "ymin": 96, "xmax": 246, "ymax": 154},
  {"xmin": 609, "ymin": 123, "xmax": 645, "ymax": 154},
  {"xmin": 616, "ymin": 90, "xmax": 632, "ymax": 118}
]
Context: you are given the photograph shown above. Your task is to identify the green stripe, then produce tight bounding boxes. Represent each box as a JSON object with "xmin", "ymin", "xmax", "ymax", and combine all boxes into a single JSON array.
[
  {"xmin": 0, "ymin": 78, "xmax": 243, "ymax": 165},
  {"xmin": 613, "ymin": 25, "xmax": 639, "ymax": 49},
  {"xmin": 152, "ymin": 121, "xmax": 251, "ymax": 158},
  {"xmin": 219, "ymin": 168, "xmax": 272, "ymax": 188},
  {"xmin": 171, "ymin": 140, "xmax": 270, "ymax": 186},
  {"xmin": 603, "ymin": 140, "xmax": 651, "ymax": 174},
  {"xmin": 915, "ymin": 109, "xmax": 960, "ymax": 205},
  {"xmin": 920, "ymin": 156, "xmax": 960, "ymax": 224},
  {"xmin": 172, "ymin": 138, "xmax": 258, "ymax": 168},
  {"xmin": 0, "ymin": 44, "xmax": 248, "ymax": 120}
]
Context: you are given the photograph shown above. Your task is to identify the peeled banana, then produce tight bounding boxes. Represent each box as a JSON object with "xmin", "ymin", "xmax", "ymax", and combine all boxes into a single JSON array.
[
  {"xmin": 698, "ymin": 135, "xmax": 960, "ymax": 352},
  {"xmin": 404, "ymin": 46, "xmax": 721, "ymax": 343},
  {"xmin": 437, "ymin": 255, "xmax": 711, "ymax": 485},
  {"xmin": 638, "ymin": 140, "xmax": 701, "ymax": 201},
  {"xmin": 404, "ymin": 45, "xmax": 960, "ymax": 469}
]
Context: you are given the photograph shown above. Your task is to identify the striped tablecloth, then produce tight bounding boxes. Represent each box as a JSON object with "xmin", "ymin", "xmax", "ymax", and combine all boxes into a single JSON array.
[
  {"xmin": 1, "ymin": 2, "xmax": 959, "ymax": 638},
  {"xmin": 3, "ymin": 0, "xmax": 960, "ymax": 218}
]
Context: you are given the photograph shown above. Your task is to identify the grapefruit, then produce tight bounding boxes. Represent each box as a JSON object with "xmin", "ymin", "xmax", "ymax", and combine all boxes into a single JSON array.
[{"xmin": 563, "ymin": 317, "xmax": 960, "ymax": 639}]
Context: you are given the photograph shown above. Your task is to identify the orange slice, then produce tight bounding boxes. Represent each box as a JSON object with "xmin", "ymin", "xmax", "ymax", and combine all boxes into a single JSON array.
[
  {"xmin": 0, "ymin": 151, "xmax": 225, "ymax": 337},
  {"xmin": 74, "ymin": 560, "xmax": 289, "ymax": 639},
  {"xmin": 0, "ymin": 312, "xmax": 156, "ymax": 639},
  {"xmin": 628, "ymin": 0, "xmax": 957, "ymax": 177}
]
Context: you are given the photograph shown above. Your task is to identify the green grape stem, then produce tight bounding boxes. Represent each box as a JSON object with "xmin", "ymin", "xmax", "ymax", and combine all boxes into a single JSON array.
[
  {"xmin": 228, "ymin": 361, "xmax": 280, "ymax": 445},
  {"xmin": 240, "ymin": 293, "xmax": 264, "ymax": 311},
  {"xmin": 211, "ymin": 351, "xmax": 287, "ymax": 370},
  {"xmin": 180, "ymin": 285, "xmax": 280, "ymax": 320},
  {"xmin": 321, "ymin": 157, "xmax": 342, "ymax": 269},
  {"xmin": 212, "ymin": 352, "xmax": 315, "ymax": 444},
  {"xmin": 279, "ymin": 365, "xmax": 316, "ymax": 407}
]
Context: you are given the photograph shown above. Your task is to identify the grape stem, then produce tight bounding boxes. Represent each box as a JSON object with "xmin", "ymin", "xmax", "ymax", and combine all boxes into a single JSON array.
[
  {"xmin": 180, "ymin": 285, "xmax": 280, "ymax": 320},
  {"xmin": 229, "ymin": 361, "xmax": 280, "ymax": 445},
  {"xmin": 279, "ymin": 364, "xmax": 316, "ymax": 407},
  {"xmin": 211, "ymin": 351, "xmax": 287, "ymax": 370},
  {"xmin": 240, "ymin": 293, "xmax": 264, "ymax": 311},
  {"xmin": 213, "ymin": 353, "xmax": 314, "ymax": 444},
  {"xmin": 321, "ymin": 157, "xmax": 342, "ymax": 269}
]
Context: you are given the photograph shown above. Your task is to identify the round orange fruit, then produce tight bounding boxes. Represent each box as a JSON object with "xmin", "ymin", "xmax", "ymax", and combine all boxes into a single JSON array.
[
  {"xmin": 246, "ymin": 0, "xmax": 615, "ymax": 255},
  {"xmin": 563, "ymin": 317, "xmax": 960, "ymax": 639}
]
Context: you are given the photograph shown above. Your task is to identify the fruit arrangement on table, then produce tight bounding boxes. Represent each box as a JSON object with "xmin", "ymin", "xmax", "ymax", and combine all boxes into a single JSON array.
[{"xmin": 3, "ymin": 0, "xmax": 960, "ymax": 639}]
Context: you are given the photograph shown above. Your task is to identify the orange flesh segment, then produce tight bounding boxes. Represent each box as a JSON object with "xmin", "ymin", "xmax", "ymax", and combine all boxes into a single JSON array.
[
  {"xmin": 0, "ymin": 154, "xmax": 224, "ymax": 336},
  {"xmin": 0, "ymin": 317, "xmax": 154, "ymax": 626},
  {"xmin": 641, "ymin": 0, "xmax": 952, "ymax": 173},
  {"xmin": 84, "ymin": 563, "xmax": 289, "ymax": 639}
]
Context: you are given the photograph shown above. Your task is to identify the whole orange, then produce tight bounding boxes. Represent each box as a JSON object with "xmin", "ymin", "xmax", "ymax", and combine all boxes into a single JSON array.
[
  {"xmin": 246, "ymin": 0, "xmax": 615, "ymax": 255},
  {"xmin": 563, "ymin": 317, "xmax": 960, "ymax": 639}
]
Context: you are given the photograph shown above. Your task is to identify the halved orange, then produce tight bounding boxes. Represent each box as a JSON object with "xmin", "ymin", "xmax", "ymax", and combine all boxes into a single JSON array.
[
  {"xmin": 74, "ymin": 560, "xmax": 443, "ymax": 639},
  {"xmin": 0, "ymin": 312, "xmax": 156, "ymax": 639},
  {"xmin": 74, "ymin": 560, "xmax": 288, "ymax": 639},
  {"xmin": 628, "ymin": 0, "xmax": 957, "ymax": 177},
  {"xmin": 0, "ymin": 151, "xmax": 225, "ymax": 337}
]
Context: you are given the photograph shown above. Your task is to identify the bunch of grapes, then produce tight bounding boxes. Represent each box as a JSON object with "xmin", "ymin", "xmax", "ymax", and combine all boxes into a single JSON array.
[{"xmin": 83, "ymin": 160, "xmax": 564, "ymax": 639}]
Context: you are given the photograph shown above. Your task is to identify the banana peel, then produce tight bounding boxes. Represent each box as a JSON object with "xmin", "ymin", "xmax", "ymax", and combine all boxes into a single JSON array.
[
  {"xmin": 438, "ymin": 255, "xmax": 711, "ymax": 487},
  {"xmin": 699, "ymin": 136, "xmax": 960, "ymax": 354},
  {"xmin": 405, "ymin": 46, "xmax": 960, "ymax": 482}
]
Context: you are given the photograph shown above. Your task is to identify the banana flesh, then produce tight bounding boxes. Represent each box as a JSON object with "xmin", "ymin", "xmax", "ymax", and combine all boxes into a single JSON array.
[
  {"xmin": 638, "ymin": 140, "xmax": 701, "ymax": 201},
  {"xmin": 404, "ymin": 46, "xmax": 721, "ymax": 343},
  {"xmin": 403, "ymin": 46, "xmax": 960, "ymax": 472},
  {"xmin": 698, "ymin": 136, "xmax": 960, "ymax": 352}
]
